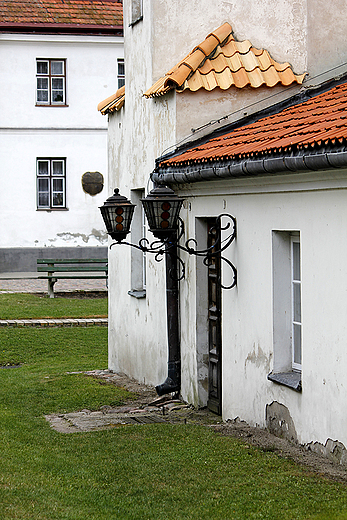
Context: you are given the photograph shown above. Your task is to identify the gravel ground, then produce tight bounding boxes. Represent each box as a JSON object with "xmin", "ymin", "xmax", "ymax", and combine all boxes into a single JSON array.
[
  {"xmin": 0, "ymin": 273, "xmax": 107, "ymax": 296},
  {"xmin": 0, "ymin": 275, "xmax": 107, "ymax": 295}
]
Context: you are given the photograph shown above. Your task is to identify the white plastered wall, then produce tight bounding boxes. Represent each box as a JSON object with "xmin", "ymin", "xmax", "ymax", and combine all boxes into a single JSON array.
[
  {"xmin": 107, "ymin": 2, "xmax": 176, "ymax": 384},
  {"xmin": 0, "ymin": 33, "xmax": 123, "ymax": 250},
  {"xmin": 108, "ymin": 0, "xmax": 309, "ymax": 385},
  {"xmin": 107, "ymin": 0, "xmax": 347, "ymax": 433},
  {"xmin": 176, "ymin": 170, "xmax": 347, "ymax": 447}
]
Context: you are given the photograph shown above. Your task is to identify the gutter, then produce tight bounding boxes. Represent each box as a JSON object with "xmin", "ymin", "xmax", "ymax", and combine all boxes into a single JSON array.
[
  {"xmin": 152, "ymin": 150, "xmax": 347, "ymax": 185},
  {"xmin": 0, "ymin": 22, "xmax": 123, "ymax": 36}
]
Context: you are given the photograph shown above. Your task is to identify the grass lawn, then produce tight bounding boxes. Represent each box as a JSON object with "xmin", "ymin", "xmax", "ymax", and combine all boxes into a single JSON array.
[
  {"xmin": 0, "ymin": 293, "xmax": 107, "ymax": 320},
  {"xmin": 1, "ymin": 305, "xmax": 347, "ymax": 518}
]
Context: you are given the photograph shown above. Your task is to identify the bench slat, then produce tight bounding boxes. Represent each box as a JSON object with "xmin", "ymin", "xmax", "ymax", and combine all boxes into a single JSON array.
[
  {"xmin": 38, "ymin": 275, "xmax": 107, "ymax": 280},
  {"xmin": 37, "ymin": 266, "xmax": 108, "ymax": 273},
  {"xmin": 37, "ymin": 258, "xmax": 107, "ymax": 264}
]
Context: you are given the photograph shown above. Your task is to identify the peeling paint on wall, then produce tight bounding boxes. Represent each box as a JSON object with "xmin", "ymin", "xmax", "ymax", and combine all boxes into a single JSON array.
[
  {"xmin": 245, "ymin": 343, "xmax": 272, "ymax": 371},
  {"xmin": 55, "ymin": 229, "xmax": 107, "ymax": 244},
  {"xmin": 306, "ymin": 439, "xmax": 347, "ymax": 465},
  {"xmin": 267, "ymin": 402, "xmax": 347, "ymax": 465},
  {"xmin": 266, "ymin": 401, "xmax": 298, "ymax": 444}
]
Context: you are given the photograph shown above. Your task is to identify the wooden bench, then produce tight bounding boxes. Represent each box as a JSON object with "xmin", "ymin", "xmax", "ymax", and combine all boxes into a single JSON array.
[{"xmin": 37, "ymin": 259, "xmax": 108, "ymax": 298}]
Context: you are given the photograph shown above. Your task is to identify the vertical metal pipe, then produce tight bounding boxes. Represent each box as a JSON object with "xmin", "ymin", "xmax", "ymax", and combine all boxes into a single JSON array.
[{"xmin": 155, "ymin": 240, "xmax": 181, "ymax": 396}]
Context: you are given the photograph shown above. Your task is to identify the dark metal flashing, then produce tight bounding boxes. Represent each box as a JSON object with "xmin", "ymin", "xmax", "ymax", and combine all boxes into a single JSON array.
[
  {"xmin": 128, "ymin": 15, "xmax": 143, "ymax": 27},
  {"xmin": 152, "ymin": 149, "xmax": 347, "ymax": 185},
  {"xmin": 267, "ymin": 371, "xmax": 302, "ymax": 392}
]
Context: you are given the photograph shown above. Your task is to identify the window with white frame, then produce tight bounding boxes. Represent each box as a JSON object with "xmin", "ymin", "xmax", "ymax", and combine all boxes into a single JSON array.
[
  {"xmin": 36, "ymin": 59, "xmax": 66, "ymax": 105},
  {"xmin": 291, "ymin": 234, "xmax": 302, "ymax": 371},
  {"xmin": 128, "ymin": 189, "xmax": 146, "ymax": 297},
  {"xmin": 37, "ymin": 158, "xmax": 66, "ymax": 209},
  {"xmin": 117, "ymin": 59, "xmax": 125, "ymax": 89},
  {"xmin": 269, "ymin": 231, "xmax": 302, "ymax": 391}
]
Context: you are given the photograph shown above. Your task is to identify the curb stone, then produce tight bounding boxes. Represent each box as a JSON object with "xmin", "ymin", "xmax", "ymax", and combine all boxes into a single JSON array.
[{"xmin": 0, "ymin": 318, "xmax": 108, "ymax": 328}]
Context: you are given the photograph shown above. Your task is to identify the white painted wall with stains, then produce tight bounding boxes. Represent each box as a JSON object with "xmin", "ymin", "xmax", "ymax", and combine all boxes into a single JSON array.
[
  {"xmin": 107, "ymin": 0, "xmax": 347, "ymax": 452},
  {"xmin": 176, "ymin": 171, "xmax": 347, "ymax": 449},
  {"xmin": 0, "ymin": 32, "xmax": 123, "ymax": 264}
]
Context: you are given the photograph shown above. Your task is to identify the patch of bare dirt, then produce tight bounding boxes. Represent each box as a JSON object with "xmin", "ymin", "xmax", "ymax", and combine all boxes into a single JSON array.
[{"xmin": 212, "ymin": 420, "xmax": 347, "ymax": 483}]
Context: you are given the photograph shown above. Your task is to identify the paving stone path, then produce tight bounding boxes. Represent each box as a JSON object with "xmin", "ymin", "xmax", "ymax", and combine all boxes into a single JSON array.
[
  {"xmin": 45, "ymin": 370, "xmax": 222, "ymax": 433},
  {"xmin": 0, "ymin": 273, "xmax": 107, "ymax": 295}
]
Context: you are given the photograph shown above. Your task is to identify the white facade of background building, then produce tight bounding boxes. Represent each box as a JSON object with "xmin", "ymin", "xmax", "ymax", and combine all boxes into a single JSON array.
[{"xmin": 0, "ymin": 30, "xmax": 123, "ymax": 271}]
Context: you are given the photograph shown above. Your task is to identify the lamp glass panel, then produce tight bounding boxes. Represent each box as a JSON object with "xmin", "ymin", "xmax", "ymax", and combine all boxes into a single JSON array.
[{"xmin": 142, "ymin": 198, "xmax": 183, "ymax": 232}]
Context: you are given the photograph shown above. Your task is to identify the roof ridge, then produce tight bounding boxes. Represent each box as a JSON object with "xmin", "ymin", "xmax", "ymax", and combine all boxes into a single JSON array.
[{"xmin": 144, "ymin": 22, "xmax": 305, "ymax": 98}]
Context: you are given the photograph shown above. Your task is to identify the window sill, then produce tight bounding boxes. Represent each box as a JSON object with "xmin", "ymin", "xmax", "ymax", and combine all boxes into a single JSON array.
[
  {"xmin": 128, "ymin": 289, "xmax": 146, "ymax": 299},
  {"xmin": 35, "ymin": 104, "xmax": 69, "ymax": 108},
  {"xmin": 36, "ymin": 208, "xmax": 68, "ymax": 212},
  {"xmin": 267, "ymin": 371, "xmax": 302, "ymax": 392}
]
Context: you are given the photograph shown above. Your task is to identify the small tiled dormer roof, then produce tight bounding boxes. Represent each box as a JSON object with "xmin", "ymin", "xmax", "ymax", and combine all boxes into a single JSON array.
[
  {"xmin": 0, "ymin": 0, "xmax": 123, "ymax": 34},
  {"xmin": 98, "ymin": 85, "xmax": 125, "ymax": 114},
  {"xmin": 159, "ymin": 81, "xmax": 347, "ymax": 168},
  {"xmin": 144, "ymin": 22, "xmax": 305, "ymax": 98}
]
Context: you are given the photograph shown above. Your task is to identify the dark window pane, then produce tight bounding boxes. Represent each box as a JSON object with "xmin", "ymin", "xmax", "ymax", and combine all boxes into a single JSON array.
[
  {"xmin": 37, "ymin": 78, "xmax": 48, "ymax": 89},
  {"xmin": 38, "ymin": 162, "xmax": 49, "ymax": 175},
  {"xmin": 52, "ymin": 78, "xmax": 63, "ymax": 89},
  {"xmin": 51, "ymin": 61, "xmax": 64, "ymax": 75},
  {"xmin": 37, "ymin": 61, "xmax": 48, "ymax": 74},
  {"xmin": 118, "ymin": 77, "xmax": 125, "ymax": 89},
  {"xmin": 293, "ymin": 283, "xmax": 301, "ymax": 322},
  {"xmin": 293, "ymin": 323, "xmax": 302, "ymax": 365},
  {"xmin": 52, "ymin": 161, "xmax": 63, "ymax": 175},
  {"xmin": 53, "ymin": 193, "xmax": 64, "ymax": 206},
  {"xmin": 53, "ymin": 178, "xmax": 63, "ymax": 191},
  {"xmin": 118, "ymin": 61, "xmax": 125, "ymax": 76},
  {"xmin": 38, "ymin": 192, "xmax": 49, "ymax": 207},
  {"xmin": 292, "ymin": 241, "xmax": 300, "ymax": 280},
  {"xmin": 52, "ymin": 92, "xmax": 64, "ymax": 102},
  {"xmin": 37, "ymin": 91, "xmax": 49, "ymax": 102},
  {"xmin": 38, "ymin": 178, "xmax": 49, "ymax": 190}
]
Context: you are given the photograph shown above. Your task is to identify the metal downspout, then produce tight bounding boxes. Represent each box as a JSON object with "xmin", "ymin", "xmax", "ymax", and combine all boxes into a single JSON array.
[{"xmin": 155, "ymin": 240, "xmax": 181, "ymax": 396}]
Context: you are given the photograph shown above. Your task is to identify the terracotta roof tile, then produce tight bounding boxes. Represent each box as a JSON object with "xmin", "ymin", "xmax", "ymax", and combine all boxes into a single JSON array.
[
  {"xmin": 0, "ymin": 0, "xmax": 123, "ymax": 28},
  {"xmin": 159, "ymin": 81, "xmax": 347, "ymax": 167},
  {"xmin": 98, "ymin": 85, "xmax": 125, "ymax": 114},
  {"xmin": 144, "ymin": 22, "xmax": 305, "ymax": 98}
]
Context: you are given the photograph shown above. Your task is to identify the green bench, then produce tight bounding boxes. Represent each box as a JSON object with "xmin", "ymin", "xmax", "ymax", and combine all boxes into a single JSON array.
[{"xmin": 37, "ymin": 259, "xmax": 108, "ymax": 298}]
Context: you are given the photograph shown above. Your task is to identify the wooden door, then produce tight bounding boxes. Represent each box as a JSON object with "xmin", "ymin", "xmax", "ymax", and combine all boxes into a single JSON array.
[{"xmin": 207, "ymin": 219, "xmax": 222, "ymax": 414}]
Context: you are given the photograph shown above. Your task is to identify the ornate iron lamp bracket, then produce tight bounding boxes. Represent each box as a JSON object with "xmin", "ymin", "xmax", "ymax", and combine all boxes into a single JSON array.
[{"xmin": 110, "ymin": 213, "xmax": 237, "ymax": 289}]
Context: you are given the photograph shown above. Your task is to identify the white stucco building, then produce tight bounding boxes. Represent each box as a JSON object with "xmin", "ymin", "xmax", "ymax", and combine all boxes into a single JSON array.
[
  {"xmin": 0, "ymin": 0, "xmax": 123, "ymax": 271},
  {"xmin": 100, "ymin": 0, "xmax": 347, "ymax": 461}
]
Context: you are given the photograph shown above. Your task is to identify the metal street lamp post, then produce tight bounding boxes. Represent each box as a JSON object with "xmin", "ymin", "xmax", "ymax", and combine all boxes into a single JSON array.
[{"xmin": 100, "ymin": 185, "xmax": 237, "ymax": 396}]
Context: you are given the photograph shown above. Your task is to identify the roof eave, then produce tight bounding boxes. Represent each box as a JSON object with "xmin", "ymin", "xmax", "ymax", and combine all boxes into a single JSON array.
[
  {"xmin": 153, "ymin": 148, "xmax": 347, "ymax": 185},
  {"xmin": 0, "ymin": 22, "xmax": 123, "ymax": 35}
]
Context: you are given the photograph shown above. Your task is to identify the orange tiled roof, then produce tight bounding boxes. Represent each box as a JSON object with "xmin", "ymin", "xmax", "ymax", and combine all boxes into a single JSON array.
[
  {"xmin": 144, "ymin": 22, "xmax": 305, "ymax": 98},
  {"xmin": 159, "ymin": 81, "xmax": 347, "ymax": 167},
  {"xmin": 0, "ymin": 0, "xmax": 123, "ymax": 28},
  {"xmin": 98, "ymin": 85, "xmax": 125, "ymax": 114}
]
